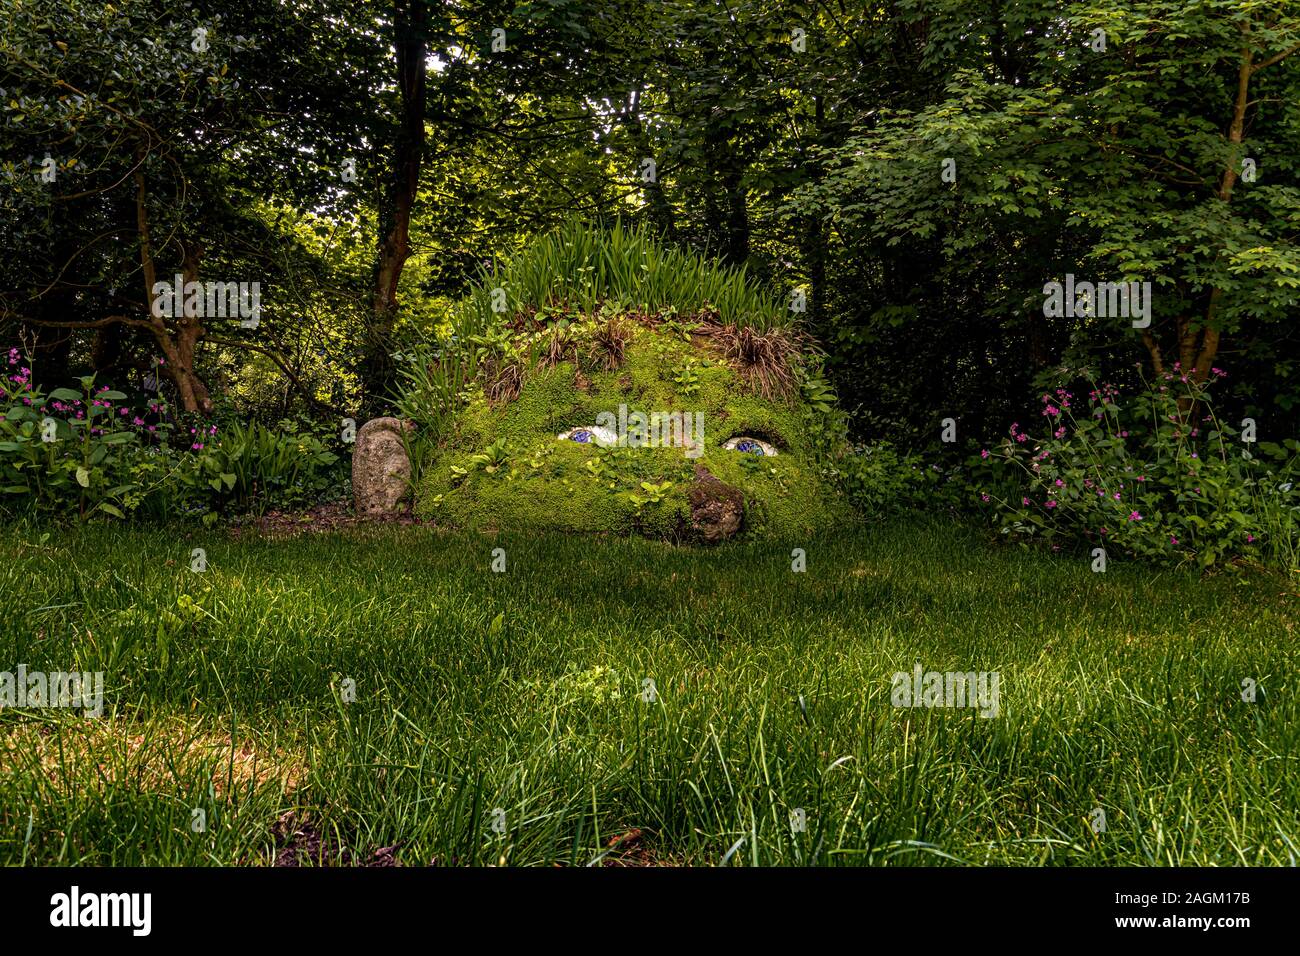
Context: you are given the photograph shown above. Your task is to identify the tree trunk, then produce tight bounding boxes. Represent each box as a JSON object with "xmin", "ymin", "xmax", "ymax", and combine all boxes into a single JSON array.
[
  {"xmin": 365, "ymin": 0, "xmax": 430, "ymax": 414},
  {"xmin": 135, "ymin": 161, "xmax": 213, "ymax": 415}
]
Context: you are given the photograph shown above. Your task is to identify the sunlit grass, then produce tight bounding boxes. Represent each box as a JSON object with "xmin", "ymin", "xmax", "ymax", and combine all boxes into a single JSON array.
[{"xmin": 0, "ymin": 518, "xmax": 1295, "ymax": 865}]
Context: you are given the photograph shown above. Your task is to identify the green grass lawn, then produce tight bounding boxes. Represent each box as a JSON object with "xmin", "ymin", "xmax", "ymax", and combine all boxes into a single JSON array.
[{"xmin": 1, "ymin": 518, "xmax": 1296, "ymax": 866}]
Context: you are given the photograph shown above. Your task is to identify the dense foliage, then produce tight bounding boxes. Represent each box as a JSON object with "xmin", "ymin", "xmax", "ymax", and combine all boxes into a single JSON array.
[
  {"xmin": 0, "ymin": 0, "xmax": 1295, "ymax": 565},
  {"xmin": 971, "ymin": 369, "xmax": 1300, "ymax": 568},
  {"xmin": 1, "ymin": 349, "xmax": 346, "ymax": 521}
]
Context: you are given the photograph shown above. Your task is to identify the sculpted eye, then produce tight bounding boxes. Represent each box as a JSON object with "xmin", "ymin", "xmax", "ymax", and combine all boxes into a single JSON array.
[
  {"xmin": 558, "ymin": 426, "xmax": 617, "ymax": 446},
  {"xmin": 723, "ymin": 436, "xmax": 778, "ymax": 456}
]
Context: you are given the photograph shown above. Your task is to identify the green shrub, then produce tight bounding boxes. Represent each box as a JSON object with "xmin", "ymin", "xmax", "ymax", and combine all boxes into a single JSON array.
[
  {"xmin": 1, "ymin": 353, "xmax": 346, "ymax": 522},
  {"xmin": 837, "ymin": 443, "xmax": 941, "ymax": 515},
  {"xmin": 1, "ymin": 370, "xmax": 144, "ymax": 520},
  {"xmin": 201, "ymin": 418, "xmax": 344, "ymax": 514}
]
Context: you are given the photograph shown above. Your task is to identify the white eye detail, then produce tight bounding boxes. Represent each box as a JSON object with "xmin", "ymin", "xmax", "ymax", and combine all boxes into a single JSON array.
[{"xmin": 722, "ymin": 436, "xmax": 778, "ymax": 456}]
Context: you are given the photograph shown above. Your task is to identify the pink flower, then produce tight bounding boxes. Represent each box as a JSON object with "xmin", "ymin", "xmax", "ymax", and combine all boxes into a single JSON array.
[
  {"xmin": 980, "ymin": 449, "xmax": 989, "ymax": 459},
  {"xmin": 1054, "ymin": 479, "xmax": 1064, "ymax": 487},
  {"xmin": 1128, "ymin": 511, "xmax": 1142, "ymax": 521},
  {"xmin": 1246, "ymin": 534, "xmax": 1255, "ymax": 543}
]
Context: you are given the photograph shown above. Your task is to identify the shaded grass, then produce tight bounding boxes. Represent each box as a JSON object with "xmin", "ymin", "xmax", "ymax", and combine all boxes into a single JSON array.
[{"xmin": 0, "ymin": 518, "xmax": 1296, "ymax": 865}]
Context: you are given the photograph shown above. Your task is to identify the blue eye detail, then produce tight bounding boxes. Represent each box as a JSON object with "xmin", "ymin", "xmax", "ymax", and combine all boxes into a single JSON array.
[
  {"xmin": 557, "ymin": 426, "xmax": 618, "ymax": 447},
  {"xmin": 722, "ymin": 436, "xmax": 778, "ymax": 456}
]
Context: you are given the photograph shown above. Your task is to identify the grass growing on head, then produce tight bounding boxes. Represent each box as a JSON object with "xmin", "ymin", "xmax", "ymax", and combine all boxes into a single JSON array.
[
  {"xmin": 393, "ymin": 222, "xmax": 791, "ymax": 439},
  {"xmin": 450, "ymin": 220, "xmax": 789, "ymax": 344}
]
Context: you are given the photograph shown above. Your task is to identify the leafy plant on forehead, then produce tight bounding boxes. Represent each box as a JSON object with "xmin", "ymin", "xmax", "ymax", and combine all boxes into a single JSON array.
[
  {"xmin": 483, "ymin": 356, "xmax": 526, "ymax": 405},
  {"xmin": 535, "ymin": 320, "xmax": 576, "ymax": 371},
  {"xmin": 671, "ymin": 357, "xmax": 703, "ymax": 399},
  {"xmin": 708, "ymin": 324, "xmax": 800, "ymax": 399}
]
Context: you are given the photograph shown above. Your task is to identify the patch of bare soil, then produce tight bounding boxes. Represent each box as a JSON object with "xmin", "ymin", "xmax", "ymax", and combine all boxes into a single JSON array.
[
  {"xmin": 270, "ymin": 811, "xmax": 399, "ymax": 867},
  {"xmin": 231, "ymin": 500, "xmax": 428, "ymax": 539}
]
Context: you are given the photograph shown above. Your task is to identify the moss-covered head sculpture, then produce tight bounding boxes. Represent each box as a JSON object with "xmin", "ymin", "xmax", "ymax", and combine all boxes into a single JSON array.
[{"xmin": 407, "ymin": 222, "xmax": 855, "ymax": 542}]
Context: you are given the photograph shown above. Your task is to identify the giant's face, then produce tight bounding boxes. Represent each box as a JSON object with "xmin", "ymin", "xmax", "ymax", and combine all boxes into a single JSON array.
[{"xmin": 415, "ymin": 322, "xmax": 851, "ymax": 541}]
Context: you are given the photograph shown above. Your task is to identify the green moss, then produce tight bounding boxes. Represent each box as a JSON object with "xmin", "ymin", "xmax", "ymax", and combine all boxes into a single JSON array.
[{"xmin": 415, "ymin": 324, "xmax": 855, "ymax": 540}]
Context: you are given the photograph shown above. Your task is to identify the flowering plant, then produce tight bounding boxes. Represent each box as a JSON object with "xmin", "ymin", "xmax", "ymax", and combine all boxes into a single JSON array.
[
  {"xmin": 0, "ymin": 355, "xmax": 157, "ymax": 519},
  {"xmin": 970, "ymin": 365, "xmax": 1299, "ymax": 569},
  {"xmin": 2, "ymin": 350, "xmax": 344, "ymax": 522}
]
